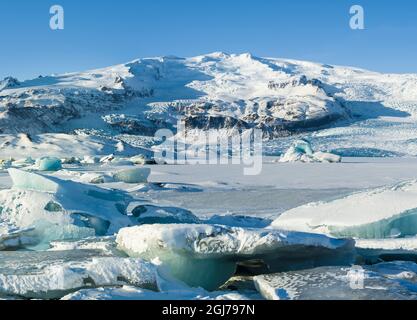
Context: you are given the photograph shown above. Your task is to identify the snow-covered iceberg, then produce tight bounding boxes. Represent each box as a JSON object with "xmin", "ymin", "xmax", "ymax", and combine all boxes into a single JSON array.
[
  {"xmin": 0, "ymin": 169, "xmax": 135, "ymax": 248},
  {"xmin": 116, "ymin": 224, "xmax": 354, "ymax": 290},
  {"xmin": 279, "ymin": 139, "xmax": 341, "ymax": 163},
  {"xmin": 272, "ymin": 180, "xmax": 417, "ymax": 239},
  {"xmin": 254, "ymin": 261, "xmax": 417, "ymax": 300},
  {"xmin": 355, "ymin": 237, "xmax": 417, "ymax": 263}
]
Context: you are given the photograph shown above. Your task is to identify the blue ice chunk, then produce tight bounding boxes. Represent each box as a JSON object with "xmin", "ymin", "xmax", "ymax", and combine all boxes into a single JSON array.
[
  {"xmin": 294, "ymin": 139, "xmax": 314, "ymax": 155},
  {"xmin": 36, "ymin": 157, "xmax": 62, "ymax": 172}
]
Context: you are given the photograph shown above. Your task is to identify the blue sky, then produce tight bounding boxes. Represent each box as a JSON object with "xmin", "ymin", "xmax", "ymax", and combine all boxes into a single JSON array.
[{"xmin": 1, "ymin": 0, "xmax": 417, "ymax": 80}]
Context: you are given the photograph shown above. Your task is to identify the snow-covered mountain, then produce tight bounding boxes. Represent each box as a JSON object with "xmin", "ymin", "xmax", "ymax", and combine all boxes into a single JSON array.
[{"xmin": 1, "ymin": 52, "xmax": 417, "ymax": 157}]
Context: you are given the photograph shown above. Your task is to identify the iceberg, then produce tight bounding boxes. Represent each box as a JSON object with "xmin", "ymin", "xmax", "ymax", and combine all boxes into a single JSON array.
[
  {"xmin": 116, "ymin": 224, "xmax": 354, "ymax": 290},
  {"xmin": 79, "ymin": 172, "xmax": 115, "ymax": 184},
  {"xmin": 35, "ymin": 157, "xmax": 63, "ymax": 171},
  {"xmin": 272, "ymin": 180, "xmax": 417, "ymax": 239},
  {"xmin": 355, "ymin": 237, "xmax": 417, "ymax": 264},
  {"xmin": 130, "ymin": 155, "xmax": 146, "ymax": 165},
  {"xmin": 1, "ymin": 169, "xmax": 135, "ymax": 248},
  {"xmin": 113, "ymin": 167, "xmax": 151, "ymax": 184},
  {"xmin": 254, "ymin": 261, "xmax": 417, "ymax": 300},
  {"xmin": 312, "ymin": 151, "xmax": 342, "ymax": 163},
  {"xmin": 293, "ymin": 139, "xmax": 314, "ymax": 155},
  {"xmin": 279, "ymin": 139, "xmax": 341, "ymax": 163},
  {"xmin": 0, "ymin": 224, "xmax": 35, "ymax": 250},
  {"xmin": 48, "ymin": 237, "xmax": 119, "ymax": 256},
  {"xmin": 0, "ymin": 256, "xmax": 157, "ymax": 299},
  {"xmin": 356, "ymin": 237, "xmax": 417, "ymax": 252},
  {"xmin": 99, "ymin": 154, "xmax": 115, "ymax": 163},
  {"xmin": 0, "ymin": 159, "xmax": 12, "ymax": 170},
  {"xmin": 12, "ymin": 157, "xmax": 35, "ymax": 168},
  {"xmin": 61, "ymin": 157, "xmax": 81, "ymax": 165},
  {"xmin": 81, "ymin": 156, "xmax": 100, "ymax": 165},
  {"xmin": 130, "ymin": 204, "xmax": 200, "ymax": 224},
  {"xmin": 108, "ymin": 158, "xmax": 135, "ymax": 166},
  {"xmin": 8, "ymin": 168, "xmax": 60, "ymax": 193}
]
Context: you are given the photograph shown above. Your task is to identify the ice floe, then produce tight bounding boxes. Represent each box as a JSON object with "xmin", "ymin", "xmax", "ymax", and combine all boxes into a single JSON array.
[
  {"xmin": 116, "ymin": 224, "xmax": 354, "ymax": 290},
  {"xmin": 254, "ymin": 261, "xmax": 417, "ymax": 300},
  {"xmin": 48, "ymin": 236, "xmax": 120, "ymax": 256},
  {"xmin": 356, "ymin": 237, "xmax": 417, "ymax": 252},
  {"xmin": 0, "ymin": 256, "xmax": 157, "ymax": 299},
  {"xmin": 61, "ymin": 157, "xmax": 81, "ymax": 165},
  {"xmin": 272, "ymin": 180, "xmax": 417, "ymax": 239},
  {"xmin": 62, "ymin": 285, "xmax": 257, "ymax": 301}
]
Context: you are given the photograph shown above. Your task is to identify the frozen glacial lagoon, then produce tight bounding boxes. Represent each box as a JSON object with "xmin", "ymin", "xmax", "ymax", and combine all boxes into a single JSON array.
[{"xmin": 2, "ymin": 157, "xmax": 417, "ymax": 299}]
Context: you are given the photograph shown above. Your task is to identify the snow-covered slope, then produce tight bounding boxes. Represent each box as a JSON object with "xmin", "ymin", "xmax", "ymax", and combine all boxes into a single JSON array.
[{"xmin": 2, "ymin": 52, "xmax": 417, "ymax": 156}]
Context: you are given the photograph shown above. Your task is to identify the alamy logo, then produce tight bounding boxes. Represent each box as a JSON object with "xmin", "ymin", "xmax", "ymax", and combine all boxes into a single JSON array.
[
  {"xmin": 154, "ymin": 120, "xmax": 263, "ymax": 176},
  {"xmin": 350, "ymin": 5, "xmax": 365, "ymax": 30},
  {"xmin": 50, "ymin": 5, "xmax": 64, "ymax": 30}
]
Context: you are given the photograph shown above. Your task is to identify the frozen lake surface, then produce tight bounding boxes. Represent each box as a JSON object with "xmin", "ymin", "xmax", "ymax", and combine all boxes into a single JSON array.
[{"xmin": 2, "ymin": 157, "xmax": 417, "ymax": 300}]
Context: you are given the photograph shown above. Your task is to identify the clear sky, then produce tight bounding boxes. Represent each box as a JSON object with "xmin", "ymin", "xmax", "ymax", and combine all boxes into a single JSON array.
[{"xmin": 1, "ymin": 0, "xmax": 417, "ymax": 80}]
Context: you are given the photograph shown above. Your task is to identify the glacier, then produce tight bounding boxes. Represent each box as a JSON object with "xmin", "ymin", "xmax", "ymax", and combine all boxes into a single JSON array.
[{"xmin": 2, "ymin": 53, "xmax": 417, "ymax": 158}]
